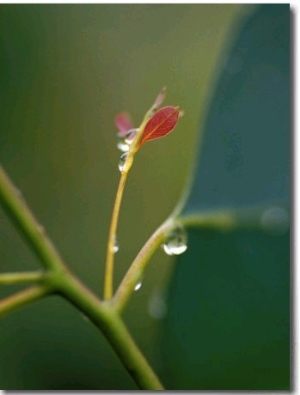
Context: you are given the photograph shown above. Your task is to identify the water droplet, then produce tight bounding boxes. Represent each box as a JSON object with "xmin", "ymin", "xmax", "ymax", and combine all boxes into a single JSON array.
[
  {"xmin": 134, "ymin": 281, "xmax": 143, "ymax": 291},
  {"xmin": 148, "ymin": 288, "xmax": 167, "ymax": 320},
  {"xmin": 117, "ymin": 138, "xmax": 130, "ymax": 153},
  {"xmin": 163, "ymin": 226, "xmax": 188, "ymax": 255},
  {"xmin": 261, "ymin": 206, "xmax": 289, "ymax": 235},
  {"xmin": 124, "ymin": 128, "xmax": 138, "ymax": 144},
  {"xmin": 118, "ymin": 152, "xmax": 128, "ymax": 173},
  {"xmin": 112, "ymin": 236, "xmax": 119, "ymax": 253}
]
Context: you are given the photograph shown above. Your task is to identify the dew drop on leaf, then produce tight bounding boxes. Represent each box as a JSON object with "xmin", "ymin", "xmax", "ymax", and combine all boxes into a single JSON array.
[
  {"xmin": 134, "ymin": 281, "xmax": 143, "ymax": 291},
  {"xmin": 163, "ymin": 226, "xmax": 188, "ymax": 255},
  {"xmin": 118, "ymin": 152, "xmax": 128, "ymax": 173}
]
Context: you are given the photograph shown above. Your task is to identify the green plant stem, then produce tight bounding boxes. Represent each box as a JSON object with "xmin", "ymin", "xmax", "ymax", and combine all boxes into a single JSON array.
[
  {"xmin": 0, "ymin": 285, "xmax": 51, "ymax": 319},
  {"xmin": 103, "ymin": 114, "xmax": 149, "ymax": 301},
  {"xmin": 104, "ymin": 170, "xmax": 129, "ymax": 300},
  {"xmin": 113, "ymin": 206, "xmax": 264, "ymax": 313},
  {"xmin": 0, "ymin": 163, "xmax": 164, "ymax": 390},
  {"xmin": 113, "ymin": 217, "xmax": 175, "ymax": 313},
  {"xmin": 0, "ymin": 271, "xmax": 45, "ymax": 285},
  {"xmin": 53, "ymin": 272, "xmax": 164, "ymax": 390},
  {"xmin": 0, "ymin": 165, "xmax": 66, "ymax": 272}
]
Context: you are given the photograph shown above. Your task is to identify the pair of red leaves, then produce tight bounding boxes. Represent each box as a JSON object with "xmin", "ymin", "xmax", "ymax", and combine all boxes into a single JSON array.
[{"xmin": 115, "ymin": 88, "xmax": 180, "ymax": 149}]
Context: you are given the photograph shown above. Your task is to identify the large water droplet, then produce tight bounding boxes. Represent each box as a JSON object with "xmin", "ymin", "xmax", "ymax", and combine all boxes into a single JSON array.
[
  {"xmin": 124, "ymin": 128, "xmax": 138, "ymax": 144},
  {"xmin": 163, "ymin": 226, "xmax": 188, "ymax": 255},
  {"xmin": 117, "ymin": 137, "xmax": 130, "ymax": 153},
  {"xmin": 261, "ymin": 206, "xmax": 289, "ymax": 235},
  {"xmin": 134, "ymin": 281, "xmax": 143, "ymax": 291},
  {"xmin": 118, "ymin": 152, "xmax": 128, "ymax": 173},
  {"xmin": 112, "ymin": 236, "xmax": 119, "ymax": 253}
]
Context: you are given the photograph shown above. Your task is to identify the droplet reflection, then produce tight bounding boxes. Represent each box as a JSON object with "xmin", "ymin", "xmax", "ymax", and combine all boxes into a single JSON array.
[{"xmin": 163, "ymin": 226, "xmax": 188, "ymax": 256}]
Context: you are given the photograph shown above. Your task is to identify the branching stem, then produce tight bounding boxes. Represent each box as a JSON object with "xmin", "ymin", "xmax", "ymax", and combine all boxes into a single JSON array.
[
  {"xmin": 114, "ymin": 217, "xmax": 175, "ymax": 312},
  {"xmin": 0, "ymin": 163, "xmax": 164, "ymax": 390}
]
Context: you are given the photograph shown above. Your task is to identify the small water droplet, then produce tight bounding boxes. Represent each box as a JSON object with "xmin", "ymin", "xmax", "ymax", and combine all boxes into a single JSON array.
[
  {"xmin": 112, "ymin": 236, "xmax": 119, "ymax": 253},
  {"xmin": 118, "ymin": 152, "xmax": 128, "ymax": 173},
  {"xmin": 134, "ymin": 281, "xmax": 143, "ymax": 291},
  {"xmin": 124, "ymin": 128, "xmax": 138, "ymax": 144},
  {"xmin": 261, "ymin": 206, "xmax": 289, "ymax": 235},
  {"xmin": 163, "ymin": 226, "xmax": 188, "ymax": 256},
  {"xmin": 117, "ymin": 138, "xmax": 130, "ymax": 153}
]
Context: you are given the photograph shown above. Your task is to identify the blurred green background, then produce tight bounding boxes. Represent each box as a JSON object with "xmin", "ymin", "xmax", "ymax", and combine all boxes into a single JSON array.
[{"xmin": 0, "ymin": 4, "xmax": 268, "ymax": 390}]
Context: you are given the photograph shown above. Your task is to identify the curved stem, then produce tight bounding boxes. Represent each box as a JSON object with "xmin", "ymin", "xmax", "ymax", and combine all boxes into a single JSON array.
[
  {"xmin": 0, "ymin": 285, "xmax": 51, "ymax": 319},
  {"xmin": 113, "ymin": 217, "xmax": 176, "ymax": 313},
  {"xmin": 55, "ymin": 272, "xmax": 164, "ymax": 390},
  {"xmin": 104, "ymin": 171, "xmax": 129, "ymax": 300},
  {"xmin": 0, "ymin": 165, "xmax": 66, "ymax": 272},
  {"xmin": 103, "ymin": 113, "xmax": 149, "ymax": 301}
]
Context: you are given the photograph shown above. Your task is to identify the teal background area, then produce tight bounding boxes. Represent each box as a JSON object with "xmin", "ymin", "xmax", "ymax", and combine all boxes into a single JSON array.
[{"xmin": 162, "ymin": 4, "xmax": 290, "ymax": 390}]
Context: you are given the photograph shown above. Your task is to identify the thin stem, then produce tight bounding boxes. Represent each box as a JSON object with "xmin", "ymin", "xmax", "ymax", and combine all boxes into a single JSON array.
[
  {"xmin": 0, "ymin": 285, "xmax": 51, "ymax": 319},
  {"xmin": 0, "ymin": 271, "xmax": 45, "ymax": 285},
  {"xmin": 55, "ymin": 272, "xmax": 164, "ymax": 390},
  {"xmin": 0, "ymin": 165, "xmax": 66, "ymax": 272},
  {"xmin": 103, "ymin": 113, "xmax": 150, "ymax": 301},
  {"xmin": 113, "ymin": 217, "xmax": 175, "ymax": 313},
  {"xmin": 104, "ymin": 170, "xmax": 129, "ymax": 300}
]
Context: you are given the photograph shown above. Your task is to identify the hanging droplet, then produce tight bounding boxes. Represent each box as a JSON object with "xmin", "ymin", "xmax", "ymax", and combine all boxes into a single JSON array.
[
  {"xmin": 124, "ymin": 128, "xmax": 138, "ymax": 144},
  {"xmin": 163, "ymin": 225, "xmax": 188, "ymax": 255},
  {"xmin": 134, "ymin": 281, "xmax": 143, "ymax": 291},
  {"xmin": 118, "ymin": 152, "xmax": 128, "ymax": 173},
  {"xmin": 112, "ymin": 236, "xmax": 119, "ymax": 253},
  {"xmin": 117, "ymin": 137, "xmax": 130, "ymax": 153}
]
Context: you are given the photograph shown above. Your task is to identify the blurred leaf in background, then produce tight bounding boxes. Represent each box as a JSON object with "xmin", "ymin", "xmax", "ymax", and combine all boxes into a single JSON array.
[{"xmin": 162, "ymin": 4, "xmax": 290, "ymax": 390}]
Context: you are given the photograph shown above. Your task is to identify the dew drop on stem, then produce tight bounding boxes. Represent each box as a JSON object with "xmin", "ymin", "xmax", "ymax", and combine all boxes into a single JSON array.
[
  {"xmin": 124, "ymin": 128, "xmax": 138, "ymax": 144},
  {"xmin": 112, "ymin": 236, "xmax": 119, "ymax": 253},
  {"xmin": 163, "ymin": 225, "xmax": 188, "ymax": 256},
  {"xmin": 118, "ymin": 152, "xmax": 128, "ymax": 173},
  {"xmin": 134, "ymin": 281, "xmax": 143, "ymax": 291},
  {"xmin": 117, "ymin": 138, "xmax": 130, "ymax": 153}
]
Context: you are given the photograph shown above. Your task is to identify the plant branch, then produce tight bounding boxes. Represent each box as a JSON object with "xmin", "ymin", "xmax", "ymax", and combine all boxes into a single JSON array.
[
  {"xmin": 0, "ymin": 163, "xmax": 164, "ymax": 390},
  {"xmin": 0, "ymin": 285, "xmax": 51, "ymax": 319},
  {"xmin": 0, "ymin": 165, "xmax": 67, "ymax": 272},
  {"xmin": 55, "ymin": 272, "xmax": 164, "ymax": 390},
  {"xmin": 113, "ymin": 217, "xmax": 175, "ymax": 313},
  {"xmin": 0, "ymin": 271, "xmax": 45, "ymax": 285}
]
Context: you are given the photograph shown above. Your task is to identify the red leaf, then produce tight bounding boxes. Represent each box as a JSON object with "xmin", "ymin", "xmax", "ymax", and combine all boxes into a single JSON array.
[
  {"xmin": 115, "ymin": 112, "xmax": 134, "ymax": 137},
  {"xmin": 139, "ymin": 106, "xmax": 179, "ymax": 146}
]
